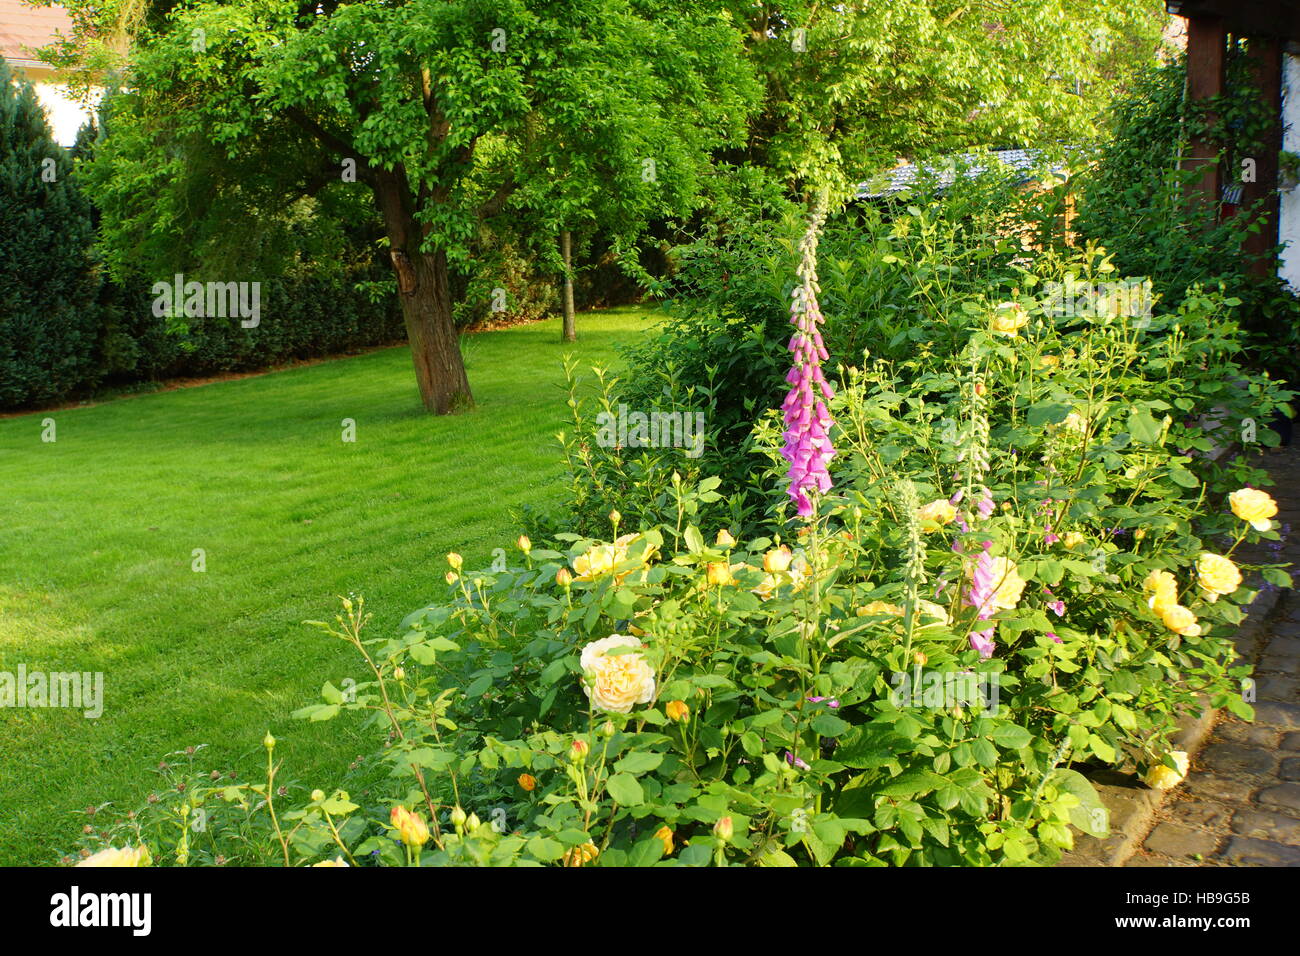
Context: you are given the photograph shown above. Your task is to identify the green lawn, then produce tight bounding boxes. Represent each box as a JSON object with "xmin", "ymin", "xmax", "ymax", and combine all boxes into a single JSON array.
[{"xmin": 0, "ymin": 306, "xmax": 650, "ymax": 865}]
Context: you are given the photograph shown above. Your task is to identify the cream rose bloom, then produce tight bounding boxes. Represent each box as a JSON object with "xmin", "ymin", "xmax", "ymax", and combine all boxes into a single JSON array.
[
  {"xmin": 915, "ymin": 600, "xmax": 952, "ymax": 626},
  {"xmin": 1160, "ymin": 603, "xmax": 1202, "ymax": 637},
  {"xmin": 916, "ymin": 498, "xmax": 957, "ymax": 529},
  {"xmin": 990, "ymin": 302, "xmax": 1029, "ymax": 337},
  {"xmin": 1229, "ymin": 488, "xmax": 1277, "ymax": 532},
  {"xmin": 77, "ymin": 845, "xmax": 152, "ymax": 867},
  {"xmin": 987, "ymin": 556, "xmax": 1026, "ymax": 611},
  {"xmin": 763, "ymin": 546, "xmax": 793, "ymax": 573},
  {"xmin": 580, "ymin": 634, "xmax": 655, "ymax": 714},
  {"xmin": 1143, "ymin": 751, "xmax": 1190, "ymax": 791},
  {"xmin": 1143, "ymin": 569, "xmax": 1178, "ymax": 613},
  {"xmin": 1196, "ymin": 552, "xmax": 1241, "ymax": 602}
]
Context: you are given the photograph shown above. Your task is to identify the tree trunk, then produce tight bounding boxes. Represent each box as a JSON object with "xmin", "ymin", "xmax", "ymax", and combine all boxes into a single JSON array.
[
  {"xmin": 375, "ymin": 170, "xmax": 473, "ymax": 414},
  {"xmin": 560, "ymin": 229, "xmax": 576, "ymax": 343},
  {"xmin": 392, "ymin": 247, "xmax": 472, "ymax": 413}
]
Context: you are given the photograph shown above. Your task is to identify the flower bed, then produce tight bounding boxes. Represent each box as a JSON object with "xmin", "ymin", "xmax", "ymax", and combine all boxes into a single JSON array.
[{"xmin": 69, "ymin": 209, "xmax": 1295, "ymax": 867}]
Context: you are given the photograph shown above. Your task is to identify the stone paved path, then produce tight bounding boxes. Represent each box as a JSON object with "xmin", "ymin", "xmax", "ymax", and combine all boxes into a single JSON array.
[{"xmin": 1125, "ymin": 445, "xmax": 1300, "ymax": 867}]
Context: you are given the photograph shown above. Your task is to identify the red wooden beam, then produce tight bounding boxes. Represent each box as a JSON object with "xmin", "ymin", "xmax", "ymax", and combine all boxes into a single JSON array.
[
  {"xmin": 1240, "ymin": 35, "xmax": 1283, "ymax": 273},
  {"xmin": 1184, "ymin": 16, "xmax": 1226, "ymax": 216}
]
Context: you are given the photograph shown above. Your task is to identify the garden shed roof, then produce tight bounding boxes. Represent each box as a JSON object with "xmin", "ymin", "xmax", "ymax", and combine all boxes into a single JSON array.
[{"xmin": 855, "ymin": 148, "xmax": 1068, "ymax": 200}]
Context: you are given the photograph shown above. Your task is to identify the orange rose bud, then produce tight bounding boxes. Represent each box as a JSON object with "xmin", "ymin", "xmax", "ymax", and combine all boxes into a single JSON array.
[
  {"xmin": 569, "ymin": 738, "xmax": 590, "ymax": 762},
  {"xmin": 706, "ymin": 561, "xmax": 735, "ymax": 586},
  {"xmin": 665, "ymin": 699, "xmax": 690, "ymax": 722},
  {"xmin": 390, "ymin": 805, "xmax": 430, "ymax": 847},
  {"xmin": 556, "ymin": 567, "xmax": 573, "ymax": 587},
  {"xmin": 713, "ymin": 816, "xmax": 734, "ymax": 843},
  {"xmin": 518, "ymin": 773, "xmax": 537, "ymax": 792}
]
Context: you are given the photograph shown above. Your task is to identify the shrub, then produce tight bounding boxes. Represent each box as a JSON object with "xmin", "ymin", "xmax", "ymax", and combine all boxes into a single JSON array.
[{"xmin": 0, "ymin": 60, "xmax": 101, "ymax": 408}]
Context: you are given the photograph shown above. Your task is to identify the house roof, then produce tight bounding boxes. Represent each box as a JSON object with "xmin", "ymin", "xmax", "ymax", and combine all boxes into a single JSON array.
[
  {"xmin": 855, "ymin": 148, "xmax": 1069, "ymax": 200},
  {"xmin": 0, "ymin": 0, "xmax": 73, "ymax": 70}
]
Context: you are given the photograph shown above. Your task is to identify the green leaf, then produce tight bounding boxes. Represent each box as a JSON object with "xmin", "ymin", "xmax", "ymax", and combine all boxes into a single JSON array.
[
  {"xmin": 991, "ymin": 723, "xmax": 1033, "ymax": 750},
  {"xmin": 627, "ymin": 834, "xmax": 665, "ymax": 867},
  {"xmin": 613, "ymin": 751, "xmax": 664, "ymax": 775},
  {"xmin": 604, "ymin": 773, "xmax": 645, "ymax": 806}
]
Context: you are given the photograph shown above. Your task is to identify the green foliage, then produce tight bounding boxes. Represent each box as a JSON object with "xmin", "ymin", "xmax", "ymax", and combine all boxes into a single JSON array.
[
  {"xmin": 1073, "ymin": 53, "xmax": 1300, "ymax": 383},
  {"xmin": 0, "ymin": 59, "xmax": 101, "ymax": 408},
  {"xmin": 726, "ymin": 0, "xmax": 1168, "ymax": 190},
  {"xmin": 549, "ymin": 166, "xmax": 1062, "ymax": 535}
]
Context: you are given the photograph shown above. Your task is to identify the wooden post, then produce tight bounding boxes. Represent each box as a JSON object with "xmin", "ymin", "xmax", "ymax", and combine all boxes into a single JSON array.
[
  {"xmin": 1241, "ymin": 35, "xmax": 1284, "ymax": 274},
  {"xmin": 560, "ymin": 229, "xmax": 576, "ymax": 343},
  {"xmin": 1184, "ymin": 16, "xmax": 1227, "ymax": 217}
]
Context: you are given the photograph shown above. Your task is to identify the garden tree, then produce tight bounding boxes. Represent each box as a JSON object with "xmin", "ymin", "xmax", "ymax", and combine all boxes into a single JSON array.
[
  {"xmin": 0, "ymin": 60, "xmax": 100, "ymax": 409},
  {"xmin": 57, "ymin": 0, "xmax": 758, "ymax": 413},
  {"xmin": 721, "ymin": 0, "xmax": 1171, "ymax": 191}
]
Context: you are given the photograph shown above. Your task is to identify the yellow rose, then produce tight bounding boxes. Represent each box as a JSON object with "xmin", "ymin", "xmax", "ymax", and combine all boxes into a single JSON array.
[
  {"xmin": 752, "ymin": 574, "xmax": 779, "ymax": 601},
  {"xmin": 706, "ymin": 561, "xmax": 736, "ymax": 587},
  {"xmin": 655, "ymin": 825, "xmax": 674, "ymax": 856},
  {"xmin": 716, "ymin": 529, "xmax": 737, "ymax": 548},
  {"xmin": 390, "ymin": 806, "xmax": 430, "ymax": 847},
  {"xmin": 564, "ymin": 841, "xmax": 599, "ymax": 867},
  {"xmin": 1062, "ymin": 531, "xmax": 1085, "ymax": 550},
  {"xmin": 312, "ymin": 856, "xmax": 349, "ymax": 867},
  {"xmin": 1039, "ymin": 354, "xmax": 1061, "ymax": 369},
  {"xmin": 990, "ymin": 301, "xmax": 1029, "ymax": 337},
  {"xmin": 1159, "ymin": 603, "xmax": 1202, "ymax": 637},
  {"xmin": 915, "ymin": 599, "xmax": 952, "ymax": 626},
  {"xmin": 857, "ymin": 600, "xmax": 905, "ymax": 618},
  {"xmin": 446, "ymin": 552, "xmax": 463, "ymax": 571},
  {"xmin": 1229, "ymin": 488, "xmax": 1277, "ymax": 532},
  {"xmin": 987, "ymin": 556, "xmax": 1025, "ymax": 611},
  {"xmin": 916, "ymin": 498, "xmax": 958, "ymax": 530},
  {"xmin": 1143, "ymin": 569, "xmax": 1178, "ymax": 613},
  {"xmin": 1143, "ymin": 751, "xmax": 1190, "ymax": 791},
  {"xmin": 763, "ymin": 546, "xmax": 794, "ymax": 573},
  {"xmin": 665, "ymin": 699, "xmax": 690, "ymax": 722},
  {"xmin": 572, "ymin": 543, "xmax": 619, "ymax": 581},
  {"xmin": 1195, "ymin": 552, "xmax": 1241, "ymax": 603},
  {"xmin": 76, "ymin": 845, "xmax": 152, "ymax": 868},
  {"xmin": 580, "ymin": 634, "xmax": 656, "ymax": 714},
  {"xmin": 518, "ymin": 773, "xmax": 537, "ymax": 792}
]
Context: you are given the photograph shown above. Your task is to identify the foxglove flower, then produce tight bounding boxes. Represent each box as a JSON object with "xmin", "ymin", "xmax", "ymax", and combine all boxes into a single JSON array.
[{"xmin": 780, "ymin": 199, "xmax": 835, "ymax": 517}]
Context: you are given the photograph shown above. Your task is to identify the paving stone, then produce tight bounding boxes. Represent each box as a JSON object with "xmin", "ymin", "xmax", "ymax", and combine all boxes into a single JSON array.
[
  {"xmin": 1253, "ymin": 676, "xmax": 1299, "ymax": 702},
  {"xmin": 1259, "ymin": 652, "xmax": 1300, "ymax": 674},
  {"xmin": 1257, "ymin": 782, "xmax": 1300, "ymax": 813},
  {"xmin": 1230, "ymin": 809, "xmax": 1300, "ymax": 843},
  {"xmin": 1281, "ymin": 757, "xmax": 1300, "ymax": 782},
  {"xmin": 1263, "ymin": 636, "xmax": 1300, "ymax": 657},
  {"xmin": 1216, "ymin": 720, "xmax": 1279, "ymax": 748},
  {"xmin": 1183, "ymin": 772, "xmax": 1257, "ymax": 804},
  {"xmin": 1282, "ymin": 731, "xmax": 1300, "ymax": 752},
  {"xmin": 1252, "ymin": 702, "xmax": 1300, "ymax": 729},
  {"xmin": 1126, "ymin": 853, "xmax": 1186, "ymax": 867},
  {"xmin": 1144, "ymin": 822, "xmax": 1220, "ymax": 858},
  {"xmin": 1221, "ymin": 836, "xmax": 1300, "ymax": 866},
  {"xmin": 1164, "ymin": 799, "xmax": 1233, "ymax": 829},
  {"xmin": 1199, "ymin": 742, "xmax": 1276, "ymax": 775}
]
